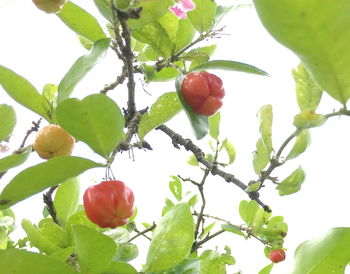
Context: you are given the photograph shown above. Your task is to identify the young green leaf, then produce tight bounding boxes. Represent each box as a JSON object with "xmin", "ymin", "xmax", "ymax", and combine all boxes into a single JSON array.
[
  {"xmin": 103, "ymin": 261, "xmax": 138, "ymax": 274},
  {"xmin": 174, "ymin": 17, "xmax": 196, "ymax": 52},
  {"xmin": 220, "ymin": 138, "xmax": 236, "ymax": 165},
  {"xmin": 257, "ymin": 105, "xmax": 273, "ymax": 155},
  {"xmin": 187, "ymin": 154, "xmax": 199, "ymax": 166},
  {"xmin": 253, "ymin": 138, "xmax": 270, "ymax": 175},
  {"xmin": 57, "ymin": 1, "xmax": 106, "ymax": 42},
  {"xmin": 49, "ymin": 246, "xmax": 76, "ymax": 262},
  {"xmin": 0, "ymin": 66, "xmax": 50, "ymax": 121},
  {"xmin": 128, "ymin": 0, "xmax": 172, "ymax": 29},
  {"xmin": 57, "ymin": 38, "xmax": 110, "ymax": 104},
  {"xmin": 169, "ymin": 176, "xmax": 182, "ymax": 201},
  {"xmin": 188, "ymin": 0, "xmax": 217, "ymax": 33},
  {"xmin": 73, "ymin": 225, "xmax": 117, "ymax": 273},
  {"xmin": 245, "ymin": 181, "xmax": 262, "ymax": 192},
  {"xmin": 293, "ymin": 110, "xmax": 326, "ymax": 129},
  {"xmin": 0, "ymin": 104, "xmax": 16, "ymax": 142},
  {"xmin": 292, "ymin": 227, "xmax": 350, "ymax": 274},
  {"xmin": 113, "ymin": 242, "xmax": 138, "ymax": 262},
  {"xmin": 144, "ymin": 203, "xmax": 195, "ymax": 272},
  {"xmin": 0, "ymin": 156, "xmax": 103, "ymax": 209},
  {"xmin": 276, "ymin": 166, "xmax": 306, "ymax": 196},
  {"xmin": 199, "ymin": 222, "xmax": 215, "ymax": 239},
  {"xmin": 199, "ymin": 247, "xmax": 235, "ymax": 274},
  {"xmin": 40, "ymin": 221, "xmax": 70, "ymax": 248},
  {"xmin": 149, "ymin": 67, "xmax": 180, "ymax": 82},
  {"xmin": 53, "ymin": 177, "xmax": 80, "ymax": 226},
  {"xmin": 138, "ymin": 92, "xmax": 182, "ymax": 139},
  {"xmin": 190, "ymin": 60, "xmax": 269, "ymax": 76},
  {"xmin": 175, "ymin": 74, "xmax": 209, "ymax": 140},
  {"xmin": 93, "ymin": 0, "xmax": 113, "ymax": 23},
  {"xmin": 285, "ymin": 130, "xmax": 311, "ymax": 161},
  {"xmin": 0, "ymin": 147, "xmax": 31, "ymax": 173},
  {"xmin": 0, "ymin": 249, "xmax": 78, "ymax": 274},
  {"xmin": 209, "ymin": 112, "xmax": 220, "ymax": 139},
  {"xmin": 292, "ymin": 64, "xmax": 323, "ymax": 111},
  {"xmin": 22, "ymin": 219, "xmax": 60, "ymax": 255},
  {"xmin": 221, "ymin": 224, "xmax": 245, "ymax": 237},
  {"xmin": 56, "ymin": 94, "xmax": 125, "ymax": 158},
  {"xmin": 65, "ymin": 211, "xmax": 99, "ymax": 242},
  {"xmin": 258, "ymin": 263, "xmax": 274, "ymax": 274},
  {"xmin": 253, "ymin": 0, "xmax": 350, "ymax": 103}
]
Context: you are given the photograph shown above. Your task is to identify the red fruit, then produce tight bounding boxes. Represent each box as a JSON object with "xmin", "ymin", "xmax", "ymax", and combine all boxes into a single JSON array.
[
  {"xmin": 83, "ymin": 180, "xmax": 135, "ymax": 228},
  {"xmin": 181, "ymin": 71, "xmax": 225, "ymax": 116},
  {"xmin": 269, "ymin": 249, "xmax": 286, "ymax": 263}
]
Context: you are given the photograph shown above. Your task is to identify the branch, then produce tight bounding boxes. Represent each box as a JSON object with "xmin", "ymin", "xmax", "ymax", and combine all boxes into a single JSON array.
[
  {"xmin": 128, "ymin": 223, "xmax": 156, "ymax": 242},
  {"xmin": 100, "ymin": 66, "xmax": 127, "ymax": 94},
  {"xmin": 43, "ymin": 186, "xmax": 59, "ymax": 225},
  {"xmin": 191, "ymin": 229, "xmax": 225, "ymax": 252}
]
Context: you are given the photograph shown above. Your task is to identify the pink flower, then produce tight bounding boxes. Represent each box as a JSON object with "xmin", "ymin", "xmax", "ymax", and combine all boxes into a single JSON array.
[{"xmin": 169, "ymin": 0, "xmax": 195, "ymax": 19}]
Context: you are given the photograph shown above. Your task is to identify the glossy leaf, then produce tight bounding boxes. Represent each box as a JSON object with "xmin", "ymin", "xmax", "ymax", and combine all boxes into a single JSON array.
[
  {"xmin": 253, "ymin": 138, "xmax": 270, "ymax": 175},
  {"xmin": 253, "ymin": 0, "xmax": 350, "ymax": 103},
  {"xmin": 209, "ymin": 112, "xmax": 220, "ymax": 139},
  {"xmin": 258, "ymin": 263, "xmax": 274, "ymax": 274},
  {"xmin": 49, "ymin": 246, "xmax": 76, "ymax": 262},
  {"xmin": 0, "ymin": 147, "xmax": 31, "ymax": 173},
  {"xmin": 144, "ymin": 203, "xmax": 195, "ymax": 272},
  {"xmin": 40, "ymin": 221, "xmax": 70, "ymax": 248},
  {"xmin": 113, "ymin": 242, "xmax": 138, "ymax": 262},
  {"xmin": 174, "ymin": 18, "xmax": 196, "ymax": 52},
  {"xmin": 0, "ymin": 156, "xmax": 103, "ymax": 209},
  {"xmin": 187, "ymin": 45, "xmax": 217, "ymax": 71},
  {"xmin": 277, "ymin": 166, "xmax": 305, "ymax": 196},
  {"xmin": 285, "ymin": 130, "xmax": 311, "ymax": 161},
  {"xmin": 220, "ymin": 138, "xmax": 236, "ymax": 165},
  {"xmin": 66, "ymin": 210, "xmax": 99, "ymax": 242},
  {"xmin": 73, "ymin": 225, "xmax": 117, "ymax": 273},
  {"xmin": 0, "ymin": 65, "xmax": 50, "ymax": 121},
  {"xmin": 138, "ymin": 92, "xmax": 182, "ymax": 139},
  {"xmin": 132, "ymin": 22, "xmax": 174, "ymax": 58},
  {"xmin": 169, "ymin": 176, "xmax": 182, "ymax": 201},
  {"xmin": 292, "ymin": 64, "xmax": 323, "ymax": 111},
  {"xmin": 191, "ymin": 60, "xmax": 269, "ymax": 76},
  {"xmin": 93, "ymin": 0, "xmax": 113, "ymax": 22},
  {"xmin": 175, "ymin": 74, "xmax": 209, "ymax": 140},
  {"xmin": 56, "ymin": 94, "xmax": 124, "ymax": 158},
  {"xmin": 257, "ymin": 105, "xmax": 273, "ymax": 155},
  {"xmin": 53, "ymin": 177, "xmax": 80, "ymax": 226},
  {"xmin": 103, "ymin": 261, "xmax": 138, "ymax": 274},
  {"xmin": 188, "ymin": 0, "xmax": 216, "ymax": 33},
  {"xmin": 0, "ymin": 104, "xmax": 16, "ymax": 142},
  {"xmin": 57, "ymin": 1, "xmax": 106, "ymax": 42},
  {"xmin": 151, "ymin": 67, "xmax": 180, "ymax": 82},
  {"xmin": 293, "ymin": 110, "xmax": 326, "ymax": 129},
  {"xmin": 128, "ymin": 0, "xmax": 172, "ymax": 29},
  {"xmin": 0, "ymin": 249, "xmax": 78, "ymax": 274},
  {"xmin": 292, "ymin": 227, "xmax": 350, "ymax": 274},
  {"xmin": 57, "ymin": 38, "xmax": 110, "ymax": 104},
  {"xmin": 22, "ymin": 219, "xmax": 60, "ymax": 255}
]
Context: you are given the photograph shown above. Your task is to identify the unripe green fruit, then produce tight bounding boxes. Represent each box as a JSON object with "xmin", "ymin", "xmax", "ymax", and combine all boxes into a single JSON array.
[
  {"xmin": 32, "ymin": 0, "xmax": 67, "ymax": 14},
  {"xmin": 114, "ymin": 0, "xmax": 131, "ymax": 10}
]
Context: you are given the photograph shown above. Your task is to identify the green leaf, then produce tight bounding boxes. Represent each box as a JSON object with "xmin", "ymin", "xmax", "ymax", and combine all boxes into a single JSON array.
[
  {"xmin": 151, "ymin": 67, "xmax": 180, "ymax": 82},
  {"xmin": 57, "ymin": 1, "xmax": 106, "ymax": 42},
  {"xmin": 190, "ymin": 60, "xmax": 269, "ymax": 76},
  {"xmin": 221, "ymin": 224, "xmax": 245, "ymax": 237},
  {"xmin": 293, "ymin": 110, "xmax": 326, "ymax": 129},
  {"xmin": 113, "ymin": 242, "xmax": 138, "ymax": 262},
  {"xmin": 188, "ymin": 0, "xmax": 217, "ymax": 33},
  {"xmin": 209, "ymin": 112, "xmax": 220, "ymax": 139},
  {"xmin": 199, "ymin": 222, "xmax": 215, "ymax": 239},
  {"xmin": 285, "ymin": 130, "xmax": 311, "ymax": 161},
  {"xmin": 0, "ymin": 249, "xmax": 78, "ymax": 274},
  {"xmin": 0, "ymin": 104, "xmax": 16, "ymax": 142},
  {"xmin": 162, "ymin": 198, "xmax": 175, "ymax": 216},
  {"xmin": 53, "ymin": 177, "xmax": 80, "ymax": 226},
  {"xmin": 199, "ymin": 247, "xmax": 235, "ymax": 274},
  {"xmin": 0, "ymin": 147, "xmax": 31, "ymax": 173},
  {"xmin": 257, "ymin": 105, "xmax": 273, "ymax": 155},
  {"xmin": 175, "ymin": 74, "xmax": 209, "ymax": 140},
  {"xmin": 132, "ymin": 22, "xmax": 174, "ymax": 58},
  {"xmin": 103, "ymin": 261, "xmax": 138, "ymax": 274},
  {"xmin": 57, "ymin": 38, "xmax": 110, "ymax": 104},
  {"xmin": 253, "ymin": 0, "xmax": 350, "ymax": 103},
  {"xmin": 188, "ymin": 194, "xmax": 198, "ymax": 207},
  {"xmin": 187, "ymin": 154, "xmax": 199, "ymax": 166},
  {"xmin": 40, "ymin": 221, "xmax": 70, "ymax": 248},
  {"xmin": 56, "ymin": 94, "xmax": 125, "ymax": 158},
  {"xmin": 220, "ymin": 138, "xmax": 236, "ymax": 165},
  {"xmin": 66, "ymin": 211, "xmax": 99, "ymax": 242},
  {"xmin": 174, "ymin": 18, "xmax": 196, "ymax": 52},
  {"xmin": 0, "ymin": 156, "xmax": 103, "ymax": 209},
  {"xmin": 138, "ymin": 92, "xmax": 182, "ymax": 139},
  {"xmin": 253, "ymin": 138, "xmax": 270, "ymax": 175},
  {"xmin": 93, "ymin": 0, "xmax": 113, "ymax": 23},
  {"xmin": 258, "ymin": 263, "xmax": 274, "ymax": 274},
  {"xmin": 292, "ymin": 64, "xmax": 323, "ymax": 111},
  {"xmin": 22, "ymin": 219, "xmax": 60, "ymax": 255},
  {"xmin": 292, "ymin": 227, "xmax": 350, "ymax": 274},
  {"xmin": 0, "ymin": 65, "xmax": 50, "ymax": 121},
  {"xmin": 144, "ymin": 203, "xmax": 195, "ymax": 272},
  {"xmin": 169, "ymin": 176, "xmax": 182, "ymax": 201},
  {"xmin": 73, "ymin": 225, "xmax": 117, "ymax": 273},
  {"xmin": 49, "ymin": 246, "xmax": 75, "ymax": 262},
  {"xmin": 277, "ymin": 166, "xmax": 306, "ymax": 196},
  {"xmin": 239, "ymin": 200, "xmax": 270, "ymax": 233},
  {"xmin": 245, "ymin": 181, "xmax": 262, "ymax": 192},
  {"xmin": 128, "ymin": 0, "xmax": 172, "ymax": 29}
]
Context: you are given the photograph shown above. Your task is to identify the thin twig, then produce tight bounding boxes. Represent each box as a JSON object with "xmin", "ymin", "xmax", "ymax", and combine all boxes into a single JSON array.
[
  {"xmin": 43, "ymin": 186, "xmax": 59, "ymax": 225},
  {"xmin": 128, "ymin": 223, "xmax": 156, "ymax": 242}
]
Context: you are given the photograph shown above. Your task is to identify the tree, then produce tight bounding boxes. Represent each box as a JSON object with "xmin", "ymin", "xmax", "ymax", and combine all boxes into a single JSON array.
[{"xmin": 0, "ymin": 0, "xmax": 350, "ymax": 273}]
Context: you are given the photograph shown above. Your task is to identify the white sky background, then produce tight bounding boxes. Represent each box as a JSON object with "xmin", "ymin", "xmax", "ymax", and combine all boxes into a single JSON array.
[{"xmin": 0, "ymin": 0, "xmax": 350, "ymax": 273}]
